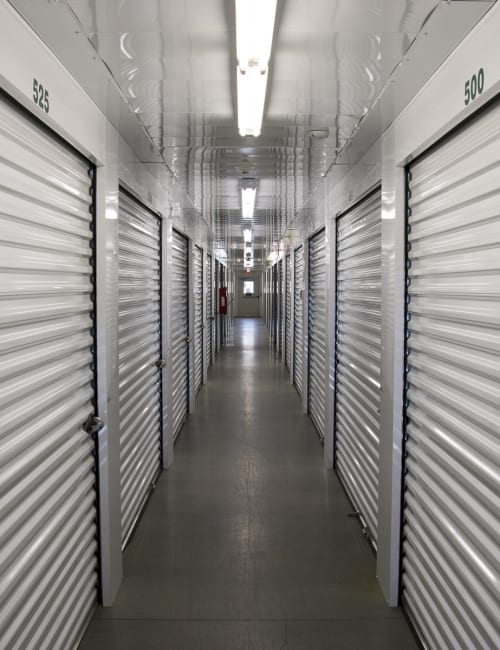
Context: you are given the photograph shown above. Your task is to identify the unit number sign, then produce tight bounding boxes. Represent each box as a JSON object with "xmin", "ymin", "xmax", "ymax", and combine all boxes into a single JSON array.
[
  {"xmin": 33, "ymin": 78, "xmax": 50, "ymax": 114},
  {"xmin": 464, "ymin": 68, "xmax": 484, "ymax": 106}
]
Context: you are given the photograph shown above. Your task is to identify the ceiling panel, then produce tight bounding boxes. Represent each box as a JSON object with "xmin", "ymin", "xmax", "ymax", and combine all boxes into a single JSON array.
[{"xmin": 9, "ymin": 0, "xmax": 486, "ymax": 269}]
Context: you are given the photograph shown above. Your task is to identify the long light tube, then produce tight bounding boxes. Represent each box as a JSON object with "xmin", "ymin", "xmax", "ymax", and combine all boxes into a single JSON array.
[
  {"xmin": 243, "ymin": 228, "xmax": 252, "ymax": 243},
  {"xmin": 241, "ymin": 187, "xmax": 256, "ymax": 220},
  {"xmin": 235, "ymin": 0, "xmax": 277, "ymax": 137}
]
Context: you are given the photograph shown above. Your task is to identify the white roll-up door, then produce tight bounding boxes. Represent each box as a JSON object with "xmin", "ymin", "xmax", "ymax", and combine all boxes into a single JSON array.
[
  {"xmin": 206, "ymin": 253, "xmax": 213, "ymax": 368},
  {"xmin": 402, "ymin": 102, "xmax": 500, "ymax": 650},
  {"xmin": 293, "ymin": 246, "xmax": 304, "ymax": 396},
  {"xmin": 214, "ymin": 260, "xmax": 219, "ymax": 355},
  {"xmin": 171, "ymin": 230, "xmax": 189, "ymax": 439},
  {"xmin": 193, "ymin": 245, "xmax": 203, "ymax": 394},
  {"xmin": 278, "ymin": 258, "xmax": 283, "ymax": 358},
  {"xmin": 335, "ymin": 190, "xmax": 381, "ymax": 545},
  {"xmin": 308, "ymin": 229, "xmax": 327, "ymax": 438},
  {"xmin": 0, "ymin": 95, "xmax": 99, "ymax": 649},
  {"xmin": 285, "ymin": 253, "xmax": 292, "ymax": 372},
  {"xmin": 118, "ymin": 190, "xmax": 162, "ymax": 546}
]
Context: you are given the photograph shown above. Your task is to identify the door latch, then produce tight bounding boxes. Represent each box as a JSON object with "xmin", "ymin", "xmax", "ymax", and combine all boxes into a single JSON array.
[
  {"xmin": 156, "ymin": 358, "xmax": 166, "ymax": 369},
  {"xmin": 83, "ymin": 414, "xmax": 105, "ymax": 436}
]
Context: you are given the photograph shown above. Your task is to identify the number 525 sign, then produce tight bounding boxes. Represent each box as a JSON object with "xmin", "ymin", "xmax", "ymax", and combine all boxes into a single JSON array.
[
  {"xmin": 32, "ymin": 78, "xmax": 50, "ymax": 113},
  {"xmin": 464, "ymin": 68, "xmax": 485, "ymax": 106}
]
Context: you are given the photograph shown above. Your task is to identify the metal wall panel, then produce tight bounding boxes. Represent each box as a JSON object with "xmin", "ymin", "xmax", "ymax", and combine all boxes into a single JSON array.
[
  {"xmin": 0, "ymin": 95, "xmax": 99, "ymax": 648},
  {"xmin": 171, "ymin": 230, "xmax": 189, "ymax": 439},
  {"xmin": 206, "ymin": 253, "xmax": 213, "ymax": 368},
  {"xmin": 335, "ymin": 190, "xmax": 381, "ymax": 544},
  {"xmin": 118, "ymin": 190, "xmax": 162, "ymax": 547},
  {"xmin": 293, "ymin": 246, "xmax": 304, "ymax": 396},
  {"xmin": 308, "ymin": 229, "xmax": 327, "ymax": 438},
  {"xmin": 403, "ymin": 102, "xmax": 500, "ymax": 650},
  {"xmin": 285, "ymin": 253, "xmax": 292, "ymax": 372},
  {"xmin": 193, "ymin": 245, "xmax": 203, "ymax": 393}
]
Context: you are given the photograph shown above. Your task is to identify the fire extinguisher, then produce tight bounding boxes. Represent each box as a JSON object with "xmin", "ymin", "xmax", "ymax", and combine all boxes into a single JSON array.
[{"xmin": 219, "ymin": 287, "xmax": 227, "ymax": 314}]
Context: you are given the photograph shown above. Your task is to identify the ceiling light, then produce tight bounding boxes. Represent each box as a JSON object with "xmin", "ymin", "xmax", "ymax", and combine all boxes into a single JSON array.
[
  {"xmin": 243, "ymin": 228, "xmax": 252, "ymax": 243},
  {"xmin": 235, "ymin": 0, "xmax": 277, "ymax": 137},
  {"xmin": 241, "ymin": 187, "xmax": 256, "ymax": 219},
  {"xmin": 308, "ymin": 128, "xmax": 329, "ymax": 140}
]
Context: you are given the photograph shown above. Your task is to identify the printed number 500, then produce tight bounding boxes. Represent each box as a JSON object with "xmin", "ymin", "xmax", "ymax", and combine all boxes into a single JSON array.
[
  {"xmin": 464, "ymin": 68, "xmax": 484, "ymax": 106},
  {"xmin": 33, "ymin": 78, "xmax": 50, "ymax": 114}
]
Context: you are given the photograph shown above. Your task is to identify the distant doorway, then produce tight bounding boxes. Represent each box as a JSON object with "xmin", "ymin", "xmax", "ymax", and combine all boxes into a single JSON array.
[{"xmin": 237, "ymin": 272, "xmax": 261, "ymax": 317}]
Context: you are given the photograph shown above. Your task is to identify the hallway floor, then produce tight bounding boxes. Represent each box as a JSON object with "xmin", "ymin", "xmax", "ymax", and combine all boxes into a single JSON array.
[{"xmin": 79, "ymin": 319, "xmax": 417, "ymax": 650}]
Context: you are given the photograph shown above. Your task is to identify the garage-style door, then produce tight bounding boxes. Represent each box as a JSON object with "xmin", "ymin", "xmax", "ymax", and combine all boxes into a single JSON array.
[
  {"xmin": 0, "ymin": 95, "xmax": 99, "ymax": 648},
  {"xmin": 206, "ymin": 253, "xmax": 213, "ymax": 368},
  {"xmin": 285, "ymin": 253, "xmax": 292, "ymax": 372},
  {"xmin": 293, "ymin": 246, "xmax": 304, "ymax": 396},
  {"xmin": 193, "ymin": 245, "xmax": 203, "ymax": 394},
  {"xmin": 308, "ymin": 229, "xmax": 327, "ymax": 438},
  {"xmin": 278, "ymin": 257, "xmax": 284, "ymax": 358},
  {"xmin": 402, "ymin": 102, "xmax": 500, "ymax": 649},
  {"xmin": 171, "ymin": 230, "xmax": 190, "ymax": 439},
  {"xmin": 118, "ymin": 189, "xmax": 162, "ymax": 546},
  {"xmin": 335, "ymin": 190, "xmax": 381, "ymax": 545}
]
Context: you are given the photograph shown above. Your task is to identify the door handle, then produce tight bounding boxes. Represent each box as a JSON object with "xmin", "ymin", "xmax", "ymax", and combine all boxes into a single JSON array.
[{"xmin": 184, "ymin": 336, "xmax": 192, "ymax": 343}]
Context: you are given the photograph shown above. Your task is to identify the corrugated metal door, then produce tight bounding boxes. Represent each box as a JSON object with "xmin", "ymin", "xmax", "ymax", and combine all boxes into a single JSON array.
[
  {"xmin": 206, "ymin": 253, "xmax": 213, "ymax": 368},
  {"xmin": 335, "ymin": 190, "xmax": 381, "ymax": 545},
  {"xmin": 272, "ymin": 263, "xmax": 278, "ymax": 348},
  {"xmin": 285, "ymin": 253, "xmax": 292, "ymax": 372},
  {"xmin": 402, "ymin": 103, "xmax": 500, "ymax": 649},
  {"xmin": 293, "ymin": 246, "xmax": 304, "ymax": 396},
  {"xmin": 308, "ymin": 229, "xmax": 327, "ymax": 438},
  {"xmin": 214, "ymin": 259, "xmax": 219, "ymax": 355},
  {"xmin": 0, "ymin": 95, "xmax": 99, "ymax": 648},
  {"xmin": 193, "ymin": 245, "xmax": 203, "ymax": 393},
  {"xmin": 118, "ymin": 189, "xmax": 162, "ymax": 546},
  {"xmin": 171, "ymin": 230, "xmax": 189, "ymax": 439},
  {"xmin": 278, "ymin": 258, "xmax": 283, "ymax": 357}
]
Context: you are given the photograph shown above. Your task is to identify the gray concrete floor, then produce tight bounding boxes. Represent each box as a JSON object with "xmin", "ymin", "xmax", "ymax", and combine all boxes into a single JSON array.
[{"xmin": 80, "ymin": 318, "xmax": 417, "ymax": 649}]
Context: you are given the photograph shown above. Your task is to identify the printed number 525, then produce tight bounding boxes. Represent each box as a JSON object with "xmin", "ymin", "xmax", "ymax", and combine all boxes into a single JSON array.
[{"xmin": 33, "ymin": 78, "xmax": 50, "ymax": 113}]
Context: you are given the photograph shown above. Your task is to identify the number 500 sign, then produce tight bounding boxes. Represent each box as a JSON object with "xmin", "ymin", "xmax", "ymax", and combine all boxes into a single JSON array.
[{"xmin": 464, "ymin": 68, "xmax": 485, "ymax": 106}]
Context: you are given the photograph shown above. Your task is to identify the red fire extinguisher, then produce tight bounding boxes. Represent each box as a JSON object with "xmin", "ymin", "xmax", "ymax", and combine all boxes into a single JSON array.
[{"xmin": 219, "ymin": 287, "xmax": 228, "ymax": 314}]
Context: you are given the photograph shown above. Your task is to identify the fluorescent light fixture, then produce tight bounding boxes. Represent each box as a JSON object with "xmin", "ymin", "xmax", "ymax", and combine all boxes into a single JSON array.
[
  {"xmin": 267, "ymin": 251, "xmax": 279, "ymax": 264},
  {"xmin": 243, "ymin": 228, "xmax": 252, "ymax": 243},
  {"xmin": 235, "ymin": 0, "xmax": 277, "ymax": 137},
  {"xmin": 241, "ymin": 187, "xmax": 256, "ymax": 219}
]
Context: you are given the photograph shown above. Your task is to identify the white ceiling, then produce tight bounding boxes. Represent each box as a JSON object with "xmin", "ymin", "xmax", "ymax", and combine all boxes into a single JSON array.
[{"xmin": 7, "ymin": 0, "xmax": 493, "ymax": 268}]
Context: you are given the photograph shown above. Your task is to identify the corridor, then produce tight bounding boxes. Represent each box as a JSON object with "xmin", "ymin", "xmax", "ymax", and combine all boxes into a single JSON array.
[{"xmin": 79, "ymin": 319, "xmax": 417, "ymax": 650}]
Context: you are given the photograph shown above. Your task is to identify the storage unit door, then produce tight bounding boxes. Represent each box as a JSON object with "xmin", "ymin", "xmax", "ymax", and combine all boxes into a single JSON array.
[
  {"xmin": 171, "ymin": 230, "xmax": 189, "ymax": 439},
  {"xmin": 285, "ymin": 253, "xmax": 292, "ymax": 371},
  {"xmin": 335, "ymin": 190, "xmax": 381, "ymax": 544},
  {"xmin": 214, "ymin": 260, "xmax": 219, "ymax": 354},
  {"xmin": 206, "ymin": 253, "xmax": 213, "ymax": 368},
  {"xmin": 193, "ymin": 245, "xmax": 203, "ymax": 393},
  {"xmin": 278, "ymin": 258, "xmax": 283, "ymax": 357},
  {"xmin": 0, "ymin": 95, "xmax": 99, "ymax": 649},
  {"xmin": 293, "ymin": 246, "xmax": 304, "ymax": 396},
  {"xmin": 402, "ymin": 103, "xmax": 500, "ymax": 650},
  {"xmin": 308, "ymin": 229, "xmax": 327, "ymax": 438},
  {"xmin": 118, "ymin": 190, "xmax": 162, "ymax": 546}
]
